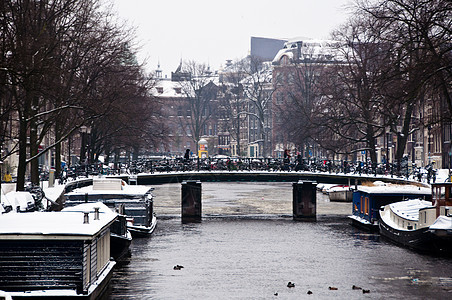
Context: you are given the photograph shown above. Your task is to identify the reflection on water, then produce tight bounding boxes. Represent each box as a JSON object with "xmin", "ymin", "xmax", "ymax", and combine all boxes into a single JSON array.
[{"xmin": 106, "ymin": 183, "xmax": 452, "ymax": 299}]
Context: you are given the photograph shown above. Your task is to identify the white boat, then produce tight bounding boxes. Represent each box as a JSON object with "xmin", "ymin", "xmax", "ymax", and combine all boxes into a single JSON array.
[
  {"xmin": 328, "ymin": 185, "xmax": 353, "ymax": 202},
  {"xmin": 65, "ymin": 178, "xmax": 157, "ymax": 237},
  {"xmin": 2, "ymin": 191, "xmax": 35, "ymax": 212},
  {"xmin": 0, "ymin": 202, "xmax": 116, "ymax": 299},
  {"xmin": 379, "ymin": 183, "xmax": 452, "ymax": 254}
]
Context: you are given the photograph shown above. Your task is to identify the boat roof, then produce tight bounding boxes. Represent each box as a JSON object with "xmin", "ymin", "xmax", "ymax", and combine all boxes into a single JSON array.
[
  {"xmin": 0, "ymin": 202, "xmax": 116, "ymax": 237},
  {"xmin": 65, "ymin": 181, "xmax": 153, "ymax": 197},
  {"xmin": 430, "ymin": 215, "xmax": 452, "ymax": 230},
  {"xmin": 389, "ymin": 199, "xmax": 433, "ymax": 221},
  {"xmin": 357, "ymin": 182, "xmax": 430, "ymax": 195}
]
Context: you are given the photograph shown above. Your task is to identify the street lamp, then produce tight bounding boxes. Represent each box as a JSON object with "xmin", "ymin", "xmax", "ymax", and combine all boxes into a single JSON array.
[{"xmin": 79, "ymin": 126, "xmax": 91, "ymax": 166}]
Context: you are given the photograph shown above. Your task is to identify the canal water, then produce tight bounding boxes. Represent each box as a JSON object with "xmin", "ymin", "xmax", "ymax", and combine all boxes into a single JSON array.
[{"xmin": 106, "ymin": 182, "xmax": 452, "ymax": 299}]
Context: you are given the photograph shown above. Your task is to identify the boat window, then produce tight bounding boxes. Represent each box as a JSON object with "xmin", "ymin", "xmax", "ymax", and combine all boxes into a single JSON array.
[
  {"xmin": 414, "ymin": 223, "xmax": 416, "ymax": 229},
  {"xmin": 360, "ymin": 196, "xmax": 363, "ymax": 214},
  {"xmin": 424, "ymin": 211, "xmax": 427, "ymax": 223},
  {"xmin": 364, "ymin": 197, "xmax": 369, "ymax": 215},
  {"xmin": 402, "ymin": 220, "xmax": 404, "ymax": 228}
]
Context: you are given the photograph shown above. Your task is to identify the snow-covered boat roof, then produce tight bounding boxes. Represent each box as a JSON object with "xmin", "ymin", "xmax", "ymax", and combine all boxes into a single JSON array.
[
  {"xmin": 329, "ymin": 186, "xmax": 351, "ymax": 192},
  {"xmin": 357, "ymin": 182, "xmax": 430, "ymax": 195},
  {"xmin": 0, "ymin": 202, "xmax": 116, "ymax": 237},
  {"xmin": 65, "ymin": 180, "xmax": 153, "ymax": 197},
  {"xmin": 389, "ymin": 199, "xmax": 433, "ymax": 221},
  {"xmin": 429, "ymin": 215, "xmax": 452, "ymax": 230}
]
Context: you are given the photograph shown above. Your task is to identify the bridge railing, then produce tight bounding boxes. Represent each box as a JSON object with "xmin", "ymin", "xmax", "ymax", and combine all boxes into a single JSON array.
[{"xmin": 115, "ymin": 157, "xmax": 429, "ymax": 183}]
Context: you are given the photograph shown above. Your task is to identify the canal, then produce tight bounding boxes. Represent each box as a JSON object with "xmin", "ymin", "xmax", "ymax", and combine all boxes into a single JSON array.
[{"xmin": 106, "ymin": 182, "xmax": 452, "ymax": 299}]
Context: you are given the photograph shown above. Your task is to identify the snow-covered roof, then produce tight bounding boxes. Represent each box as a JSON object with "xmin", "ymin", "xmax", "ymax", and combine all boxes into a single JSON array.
[
  {"xmin": 65, "ymin": 182, "xmax": 152, "ymax": 197},
  {"xmin": 329, "ymin": 186, "xmax": 351, "ymax": 192},
  {"xmin": 389, "ymin": 199, "xmax": 433, "ymax": 221},
  {"xmin": 430, "ymin": 215, "xmax": 452, "ymax": 230},
  {"xmin": 0, "ymin": 202, "xmax": 116, "ymax": 236},
  {"xmin": 272, "ymin": 38, "xmax": 348, "ymax": 65},
  {"xmin": 150, "ymin": 79, "xmax": 187, "ymax": 98},
  {"xmin": 357, "ymin": 183, "xmax": 430, "ymax": 195}
]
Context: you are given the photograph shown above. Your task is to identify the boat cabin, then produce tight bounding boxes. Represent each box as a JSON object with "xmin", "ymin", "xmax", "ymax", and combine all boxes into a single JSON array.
[
  {"xmin": 382, "ymin": 199, "xmax": 436, "ymax": 231},
  {"xmin": 432, "ymin": 182, "xmax": 452, "ymax": 217},
  {"xmin": 0, "ymin": 202, "xmax": 116, "ymax": 299}
]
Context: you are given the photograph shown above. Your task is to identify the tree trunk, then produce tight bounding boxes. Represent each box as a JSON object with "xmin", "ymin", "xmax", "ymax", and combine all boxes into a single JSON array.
[
  {"xmin": 55, "ymin": 123, "xmax": 62, "ymax": 177},
  {"xmin": 16, "ymin": 118, "xmax": 28, "ymax": 192}
]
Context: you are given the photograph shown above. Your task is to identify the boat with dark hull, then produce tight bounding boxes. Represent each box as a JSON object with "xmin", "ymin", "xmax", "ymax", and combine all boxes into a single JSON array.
[
  {"xmin": 0, "ymin": 202, "xmax": 116, "ymax": 299},
  {"xmin": 65, "ymin": 178, "xmax": 157, "ymax": 238},
  {"xmin": 379, "ymin": 183, "xmax": 452, "ymax": 255},
  {"xmin": 349, "ymin": 182, "xmax": 431, "ymax": 231}
]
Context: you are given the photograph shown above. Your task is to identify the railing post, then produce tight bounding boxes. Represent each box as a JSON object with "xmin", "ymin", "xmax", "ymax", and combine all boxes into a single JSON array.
[
  {"xmin": 293, "ymin": 180, "xmax": 317, "ymax": 221},
  {"xmin": 181, "ymin": 180, "xmax": 202, "ymax": 223}
]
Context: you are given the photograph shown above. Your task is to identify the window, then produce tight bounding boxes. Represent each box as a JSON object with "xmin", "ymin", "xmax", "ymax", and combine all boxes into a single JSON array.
[
  {"xmin": 156, "ymin": 87, "xmax": 163, "ymax": 94},
  {"xmin": 275, "ymin": 92, "xmax": 284, "ymax": 105},
  {"xmin": 280, "ymin": 55, "xmax": 290, "ymax": 65}
]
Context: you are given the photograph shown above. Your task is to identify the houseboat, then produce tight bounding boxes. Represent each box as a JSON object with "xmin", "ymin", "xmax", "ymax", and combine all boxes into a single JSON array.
[
  {"xmin": 379, "ymin": 182, "xmax": 452, "ymax": 254},
  {"xmin": 62, "ymin": 202, "xmax": 132, "ymax": 261},
  {"xmin": 348, "ymin": 181, "xmax": 431, "ymax": 231},
  {"xmin": 65, "ymin": 178, "xmax": 157, "ymax": 237},
  {"xmin": 0, "ymin": 202, "xmax": 116, "ymax": 299}
]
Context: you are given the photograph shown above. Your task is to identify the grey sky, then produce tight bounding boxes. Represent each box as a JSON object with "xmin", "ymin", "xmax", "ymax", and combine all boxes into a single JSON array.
[{"xmin": 112, "ymin": 0, "xmax": 352, "ymax": 76}]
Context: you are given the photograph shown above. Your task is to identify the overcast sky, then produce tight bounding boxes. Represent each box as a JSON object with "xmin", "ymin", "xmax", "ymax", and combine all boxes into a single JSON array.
[{"xmin": 112, "ymin": 0, "xmax": 353, "ymax": 77}]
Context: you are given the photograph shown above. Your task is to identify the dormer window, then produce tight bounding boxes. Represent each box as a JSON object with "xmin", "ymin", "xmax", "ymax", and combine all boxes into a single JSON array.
[
  {"xmin": 174, "ymin": 87, "xmax": 182, "ymax": 94},
  {"xmin": 156, "ymin": 87, "xmax": 163, "ymax": 94}
]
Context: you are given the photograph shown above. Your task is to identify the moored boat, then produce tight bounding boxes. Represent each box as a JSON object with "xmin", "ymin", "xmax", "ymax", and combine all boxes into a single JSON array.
[
  {"xmin": 0, "ymin": 202, "xmax": 116, "ymax": 299},
  {"xmin": 379, "ymin": 182, "xmax": 452, "ymax": 254},
  {"xmin": 348, "ymin": 181, "xmax": 431, "ymax": 231},
  {"xmin": 328, "ymin": 185, "xmax": 353, "ymax": 202},
  {"xmin": 65, "ymin": 178, "xmax": 157, "ymax": 238}
]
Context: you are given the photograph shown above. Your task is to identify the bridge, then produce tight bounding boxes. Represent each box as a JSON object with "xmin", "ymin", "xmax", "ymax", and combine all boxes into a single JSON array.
[
  {"xmin": 58, "ymin": 171, "xmax": 420, "ymax": 222},
  {"xmin": 118, "ymin": 170, "xmax": 414, "ymax": 186}
]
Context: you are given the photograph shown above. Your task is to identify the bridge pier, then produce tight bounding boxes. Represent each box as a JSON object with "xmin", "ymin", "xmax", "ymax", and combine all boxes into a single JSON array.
[
  {"xmin": 293, "ymin": 180, "xmax": 317, "ymax": 221},
  {"xmin": 181, "ymin": 181, "xmax": 202, "ymax": 223}
]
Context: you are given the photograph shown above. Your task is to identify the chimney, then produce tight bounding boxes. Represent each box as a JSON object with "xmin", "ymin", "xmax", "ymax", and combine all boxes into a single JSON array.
[
  {"xmin": 94, "ymin": 207, "xmax": 100, "ymax": 220},
  {"xmin": 83, "ymin": 212, "xmax": 89, "ymax": 224}
]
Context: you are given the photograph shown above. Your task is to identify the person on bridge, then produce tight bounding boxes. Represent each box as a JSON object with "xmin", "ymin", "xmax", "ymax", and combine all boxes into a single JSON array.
[
  {"xmin": 184, "ymin": 149, "xmax": 190, "ymax": 161},
  {"xmin": 3, "ymin": 171, "xmax": 12, "ymax": 183},
  {"xmin": 284, "ymin": 149, "xmax": 291, "ymax": 163}
]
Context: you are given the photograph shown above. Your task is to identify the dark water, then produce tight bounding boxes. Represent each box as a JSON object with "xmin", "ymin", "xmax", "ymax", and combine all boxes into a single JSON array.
[{"xmin": 106, "ymin": 183, "xmax": 452, "ymax": 299}]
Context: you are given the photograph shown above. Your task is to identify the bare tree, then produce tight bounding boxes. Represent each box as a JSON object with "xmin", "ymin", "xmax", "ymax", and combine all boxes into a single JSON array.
[
  {"xmin": 177, "ymin": 60, "xmax": 218, "ymax": 146},
  {"xmin": 218, "ymin": 59, "xmax": 248, "ymax": 156},
  {"xmin": 0, "ymin": 0, "xmax": 155, "ymax": 189},
  {"xmin": 241, "ymin": 56, "xmax": 274, "ymax": 157},
  {"xmin": 273, "ymin": 49, "xmax": 329, "ymax": 157},
  {"xmin": 312, "ymin": 15, "xmax": 389, "ymax": 164},
  {"xmin": 355, "ymin": 0, "xmax": 451, "ymax": 167},
  {"xmin": 361, "ymin": 0, "xmax": 452, "ymax": 119}
]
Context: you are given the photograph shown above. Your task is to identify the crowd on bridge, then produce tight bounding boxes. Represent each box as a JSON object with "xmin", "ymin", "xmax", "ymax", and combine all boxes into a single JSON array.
[{"xmin": 53, "ymin": 155, "xmax": 444, "ymax": 185}]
